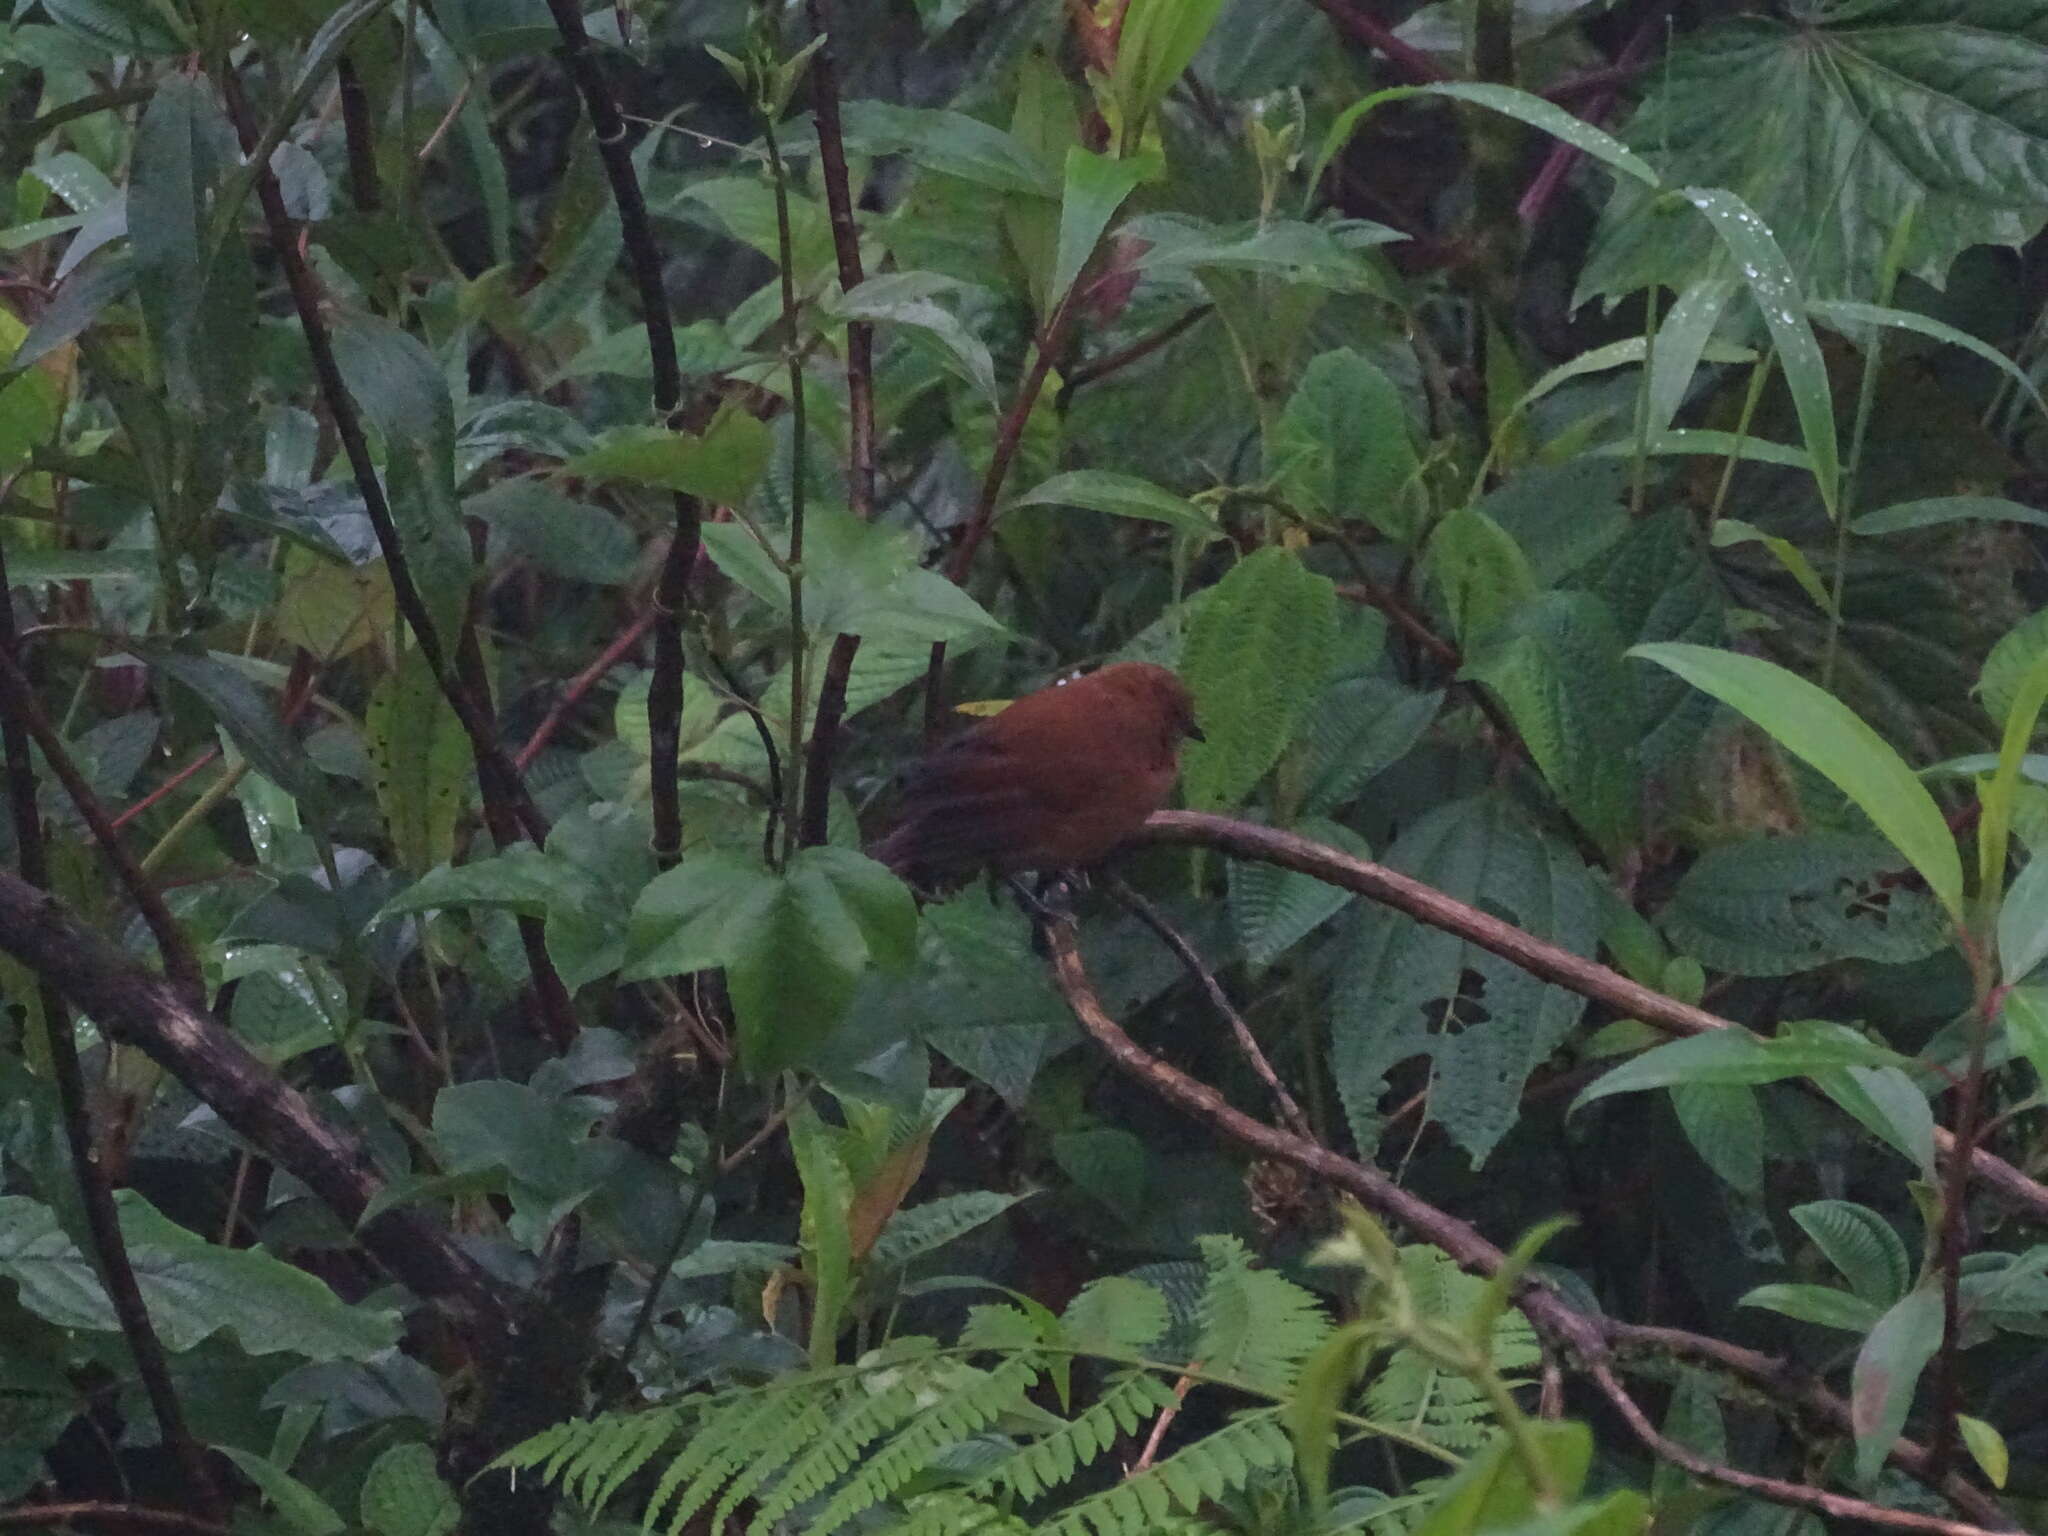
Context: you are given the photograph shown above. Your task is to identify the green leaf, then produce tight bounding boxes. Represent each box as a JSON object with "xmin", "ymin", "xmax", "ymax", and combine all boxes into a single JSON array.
[
  {"xmin": 1812, "ymin": 300, "xmax": 2048, "ymax": 428},
  {"xmin": 1673, "ymin": 187, "xmax": 1839, "ymax": 519},
  {"xmin": 1314, "ymin": 81, "xmax": 1657, "ymax": 193},
  {"xmin": 467, "ymin": 481, "xmax": 637, "ymax": 585},
  {"xmin": 1335, "ymin": 797, "xmax": 1595, "ymax": 1166},
  {"xmin": 1957, "ymin": 1415, "xmax": 2010, "ymax": 1490},
  {"xmin": 365, "ymin": 645, "xmax": 467, "ymax": 877},
  {"xmin": 1271, "ymin": 348, "xmax": 1420, "ymax": 543},
  {"xmin": 1573, "ymin": 1027, "xmax": 1906, "ymax": 1111},
  {"xmin": 0, "ymin": 1193, "xmax": 398, "ymax": 1360},
  {"xmin": 1051, "ymin": 147, "xmax": 1155, "ymax": 310},
  {"xmin": 381, "ymin": 845, "xmax": 608, "ymax": 922},
  {"xmin": 2001, "ymin": 985, "xmax": 2048, "ymax": 1092},
  {"xmin": 1670, "ymin": 1082, "xmax": 1763, "ymax": 1197},
  {"xmin": 1737, "ymin": 1283, "xmax": 1884, "ymax": 1332},
  {"xmin": 839, "ymin": 102, "xmax": 1058, "ymax": 197},
  {"xmin": 1711, "ymin": 519, "xmax": 1835, "ymax": 616},
  {"xmin": 1179, "ymin": 547, "xmax": 1339, "ymax": 811},
  {"xmin": 1427, "ymin": 505, "xmax": 1537, "ymax": 647},
  {"xmin": 1126, "ymin": 214, "xmax": 1400, "ymax": 294},
  {"xmin": 43, "ymin": 0, "xmax": 187, "ymax": 53},
  {"xmin": 1814, "ymin": 1066, "xmax": 1938, "ymax": 1178},
  {"xmin": 1791, "ymin": 1200, "xmax": 1910, "ymax": 1308},
  {"xmin": 1229, "ymin": 816, "xmax": 1368, "ymax": 967},
  {"xmin": 623, "ymin": 849, "xmax": 781, "ymax": 979},
  {"xmin": 2000, "ymin": 854, "xmax": 2048, "ymax": 983},
  {"xmin": 359, "ymin": 1443, "xmax": 458, "ymax": 1536},
  {"xmin": 1461, "ymin": 592, "xmax": 1640, "ymax": 856},
  {"xmin": 1853, "ymin": 496, "xmax": 2048, "ymax": 538},
  {"xmin": 1009, "ymin": 469, "xmax": 1216, "ymax": 537},
  {"xmin": 146, "ymin": 646, "xmax": 320, "ymax": 811},
  {"xmin": 831, "ymin": 272, "xmax": 998, "ymax": 404},
  {"xmin": 1286, "ymin": 1323, "xmax": 1374, "ymax": 1515},
  {"xmin": 217, "ymin": 1446, "xmax": 347, "ymax": 1536},
  {"xmin": 1109, "ymin": 0, "xmax": 1227, "ymax": 142},
  {"xmin": 790, "ymin": 1102, "xmax": 854, "ymax": 1366},
  {"xmin": 1851, "ymin": 1286, "xmax": 1943, "ymax": 1485},
  {"xmin": 562, "ymin": 410, "xmax": 771, "ymax": 502},
  {"xmin": 1629, "ymin": 643, "xmax": 1964, "ymax": 921},
  {"xmin": 1580, "ymin": 8, "xmax": 2048, "ymax": 304}
]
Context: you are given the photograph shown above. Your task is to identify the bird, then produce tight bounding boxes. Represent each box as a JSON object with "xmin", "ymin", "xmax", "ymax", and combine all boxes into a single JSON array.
[{"xmin": 871, "ymin": 661, "xmax": 1204, "ymax": 886}]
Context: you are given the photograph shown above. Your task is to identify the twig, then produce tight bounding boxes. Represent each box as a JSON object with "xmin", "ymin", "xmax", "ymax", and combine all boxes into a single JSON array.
[
  {"xmin": 537, "ymin": 0, "xmax": 705, "ymax": 871},
  {"xmin": 797, "ymin": 0, "xmax": 874, "ymax": 850},
  {"xmin": 0, "ymin": 872, "xmax": 512, "ymax": 1350},
  {"xmin": 1308, "ymin": 0, "xmax": 1452, "ymax": 86},
  {"xmin": 1928, "ymin": 980, "xmax": 2000, "ymax": 1475},
  {"xmin": 1518, "ymin": 7, "xmax": 1669, "ymax": 230},
  {"xmin": 1130, "ymin": 1365, "xmax": 1199, "ymax": 1473},
  {"xmin": 335, "ymin": 54, "xmax": 380, "ymax": 211},
  {"xmin": 0, "ymin": 648, "xmax": 202, "ymax": 998},
  {"xmin": 1133, "ymin": 812, "xmax": 2048, "ymax": 1226},
  {"xmin": 1034, "ymin": 914, "xmax": 2017, "ymax": 1533},
  {"xmin": 923, "ymin": 289, "xmax": 1086, "ymax": 739},
  {"xmin": 1064, "ymin": 305, "xmax": 1215, "ymax": 394},
  {"xmin": 515, "ymin": 609, "xmax": 654, "ymax": 771},
  {"xmin": 219, "ymin": 73, "xmax": 550, "ymax": 851},
  {"xmin": 0, "ymin": 550, "xmax": 219, "ymax": 1516},
  {"xmin": 1109, "ymin": 877, "xmax": 1315, "ymax": 1141},
  {"xmin": 0, "ymin": 1503, "xmax": 227, "ymax": 1535}
]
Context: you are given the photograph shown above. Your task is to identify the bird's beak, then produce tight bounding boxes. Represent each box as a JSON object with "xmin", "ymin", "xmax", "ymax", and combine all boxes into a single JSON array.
[{"xmin": 1186, "ymin": 723, "xmax": 1206, "ymax": 743}]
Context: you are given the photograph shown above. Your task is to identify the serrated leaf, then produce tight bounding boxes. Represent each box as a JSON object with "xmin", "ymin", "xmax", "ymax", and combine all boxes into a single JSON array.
[
  {"xmin": 1791, "ymin": 1200, "xmax": 1910, "ymax": 1307},
  {"xmin": 1180, "ymin": 548, "xmax": 1339, "ymax": 811},
  {"xmin": 359, "ymin": 1443, "xmax": 458, "ymax": 1536},
  {"xmin": 563, "ymin": 410, "xmax": 771, "ymax": 503},
  {"xmin": 1271, "ymin": 348, "xmax": 1420, "ymax": 543},
  {"xmin": 1462, "ymin": 591, "xmax": 1640, "ymax": 855}
]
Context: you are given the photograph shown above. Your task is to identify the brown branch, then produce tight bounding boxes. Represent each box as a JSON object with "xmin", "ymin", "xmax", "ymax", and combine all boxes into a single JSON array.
[
  {"xmin": 335, "ymin": 54, "xmax": 380, "ymax": 212},
  {"xmin": 536, "ymin": 0, "xmax": 705, "ymax": 874},
  {"xmin": 1308, "ymin": 0, "xmax": 1453, "ymax": 86},
  {"xmin": 0, "ymin": 552, "xmax": 219, "ymax": 1516},
  {"xmin": 1109, "ymin": 876, "xmax": 1314, "ymax": 1141},
  {"xmin": 1929, "ymin": 981, "xmax": 1999, "ymax": 1475},
  {"xmin": 796, "ymin": 1, "xmax": 872, "ymax": 850},
  {"xmin": 0, "ymin": 647, "xmax": 201, "ymax": 999},
  {"xmin": 922, "ymin": 291, "xmax": 1086, "ymax": 739},
  {"xmin": 0, "ymin": 1503, "xmax": 227, "ymax": 1535},
  {"xmin": 0, "ymin": 872, "xmax": 512, "ymax": 1352},
  {"xmin": 1064, "ymin": 304, "xmax": 1215, "ymax": 395},
  {"xmin": 1518, "ymin": 6, "xmax": 1668, "ymax": 230},
  {"xmin": 515, "ymin": 609, "xmax": 654, "ymax": 771},
  {"xmin": 219, "ymin": 73, "xmax": 549, "ymax": 852},
  {"xmin": 1035, "ymin": 914, "xmax": 2017, "ymax": 1533},
  {"xmin": 1133, "ymin": 811, "xmax": 2048, "ymax": 1227}
]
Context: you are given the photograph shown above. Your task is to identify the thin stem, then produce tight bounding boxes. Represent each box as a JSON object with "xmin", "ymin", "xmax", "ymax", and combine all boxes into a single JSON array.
[
  {"xmin": 0, "ymin": 549, "xmax": 220, "ymax": 1517},
  {"xmin": 763, "ymin": 113, "xmax": 809, "ymax": 867}
]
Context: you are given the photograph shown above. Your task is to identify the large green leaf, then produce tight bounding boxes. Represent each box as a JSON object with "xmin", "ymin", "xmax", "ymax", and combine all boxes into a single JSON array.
[
  {"xmin": 1179, "ymin": 547, "xmax": 1339, "ymax": 812},
  {"xmin": 0, "ymin": 1193, "xmax": 398, "ymax": 1360},
  {"xmin": 366, "ymin": 644, "xmax": 467, "ymax": 877},
  {"xmin": 1631, "ymin": 643, "xmax": 1965, "ymax": 921},
  {"xmin": 1851, "ymin": 1287, "xmax": 1944, "ymax": 1485},
  {"xmin": 1270, "ymin": 348, "xmax": 1421, "ymax": 543},
  {"xmin": 1462, "ymin": 592, "xmax": 1641, "ymax": 856},
  {"xmin": 1580, "ymin": 3, "xmax": 2048, "ymax": 305},
  {"xmin": 1333, "ymin": 796, "xmax": 1595, "ymax": 1166}
]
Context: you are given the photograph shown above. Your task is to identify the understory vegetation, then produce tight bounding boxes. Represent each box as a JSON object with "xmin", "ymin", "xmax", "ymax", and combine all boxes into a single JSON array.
[{"xmin": 4, "ymin": 0, "xmax": 2048, "ymax": 1533}]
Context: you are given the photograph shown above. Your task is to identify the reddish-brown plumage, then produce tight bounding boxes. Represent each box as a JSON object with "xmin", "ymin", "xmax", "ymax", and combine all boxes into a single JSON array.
[{"xmin": 873, "ymin": 662, "xmax": 1203, "ymax": 882}]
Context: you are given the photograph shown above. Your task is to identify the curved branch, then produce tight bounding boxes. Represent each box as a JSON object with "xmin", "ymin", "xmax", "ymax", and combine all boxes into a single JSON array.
[
  {"xmin": 1035, "ymin": 914, "xmax": 2016, "ymax": 1533},
  {"xmin": 0, "ymin": 873, "xmax": 512, "ymax": 1354},
  {"xmin": 1134, "ymin": 811, "xmax": 2048, "ymax": 1227}
]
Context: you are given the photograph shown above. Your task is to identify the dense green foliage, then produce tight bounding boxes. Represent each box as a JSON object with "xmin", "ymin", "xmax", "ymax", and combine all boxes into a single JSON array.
[{"xmin": 4, "ymin": 0, "xmax": 2048, "ymax": 1532}]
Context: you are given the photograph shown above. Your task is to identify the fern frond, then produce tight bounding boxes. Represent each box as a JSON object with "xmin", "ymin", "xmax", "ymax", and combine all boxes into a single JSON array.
[
  {"xmin": 645, "ymin": 1381, "xmax": 810, "ymax": 1535},
  {"xmin": 710, "ymin": 1390, "xmax": 836, "ymax": 1532},
  {"xmin": 573, "ymin": 1406, "xmax": 686, "ymax": 1510},
  {"xmin": 892, "ymin": 1489, "xmax": 1033, "ymax": 1535},
  {"xmin": 1032, "ymin": 1408, "xmax": 1293, "ymax": 1536},
  {"xmin": 1362, "ymin": 1247, "xmax": 1539, "ymax": 1451},
  {"xmin": 806, "ymin": 1353, "xmax": 1044, "ymax": 1536},
  {"xmin": 972, "ymin": 1369, "xmax": 1176, "ymax": 1503},
  {"xmin": 1193, "ymin": 1236, "xmax": 1332, "ymax": 1392},
  {"xmin": 746, "ymin": 1379, "xmax": 922, "ymax": 1532}
]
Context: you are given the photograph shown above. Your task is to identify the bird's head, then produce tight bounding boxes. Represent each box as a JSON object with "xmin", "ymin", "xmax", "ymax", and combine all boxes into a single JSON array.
[{"xmin": 1088, "ymin": 661, "xmax": 1205, "ymax": 749}]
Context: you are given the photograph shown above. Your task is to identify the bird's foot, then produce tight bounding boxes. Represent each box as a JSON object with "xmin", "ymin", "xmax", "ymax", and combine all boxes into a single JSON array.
[{"xmin": 1006, "ymin": 870, "xmax": 1083, "ymax": 931}]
